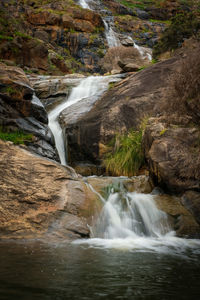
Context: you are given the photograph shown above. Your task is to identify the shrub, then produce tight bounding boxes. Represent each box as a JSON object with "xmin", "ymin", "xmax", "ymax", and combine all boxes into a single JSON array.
[
  {"xmin": 153, "ymin": 12, "xmax": 200, "ymax": 58},
  {"xmin": 103, "ymin": 127, "xmax": 145, "ymax": 177},
  {"xmin": 166, "ymin": 45, "xmax": 200, "ymax": 120}
]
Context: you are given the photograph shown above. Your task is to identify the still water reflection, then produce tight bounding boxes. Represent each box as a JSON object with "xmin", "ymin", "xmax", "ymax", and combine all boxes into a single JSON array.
[{"xmin": 0, "ymin": 240, "xmax": 200, "ymax": 300}]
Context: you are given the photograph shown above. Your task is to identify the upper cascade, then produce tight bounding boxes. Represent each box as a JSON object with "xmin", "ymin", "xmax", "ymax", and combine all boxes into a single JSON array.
[
  {"xmin": 48, "ymin": 74, "xmax": 123, "ymax": 165},
  {"xmin": 78, "ymin": 0, "xmax": 152, "ymax": 59}
]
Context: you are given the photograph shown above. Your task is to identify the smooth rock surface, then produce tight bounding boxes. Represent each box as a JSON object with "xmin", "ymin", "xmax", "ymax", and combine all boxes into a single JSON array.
[{"xmin": 0, "ymin": 140, "xmax": 100, "ymax": 240}]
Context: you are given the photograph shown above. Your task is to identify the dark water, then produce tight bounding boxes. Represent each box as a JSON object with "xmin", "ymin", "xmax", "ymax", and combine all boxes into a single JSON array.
[{"xmin": 0, "ymin": 240, "xmax": 200, "ymax": 300}]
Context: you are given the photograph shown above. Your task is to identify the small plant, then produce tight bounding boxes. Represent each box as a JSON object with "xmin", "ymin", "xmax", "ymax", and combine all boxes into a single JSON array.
[{"xmin": 103, "ymin": 124, "xmax": 146, "ymax": 177}]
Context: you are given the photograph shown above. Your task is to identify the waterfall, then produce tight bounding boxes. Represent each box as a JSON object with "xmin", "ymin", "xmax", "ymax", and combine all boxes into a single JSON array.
[
  {"xmin": 93, "ymin": 192, "xmax": 170, "ymax": 239},
  {"xmin": 79, "ymin": 0, "xmax": 90, "ymax": 9},
  {"xmin": 78, "ymin": 0, "xmax": 120, "ymax": 48},
  {"xmin": 133, "ymin": 42, "xmax": 152, "ymax": 61},
  {"xmin": 74, "ymin": 186, "xmax": 200, "ymax": 253},
  {"xmin": 103, "ymin": 19, "xmax": 121, "ymax": 48},
  {"xmin": 48, "ymin": 75, "xmax": 123, "ymax": 165}
]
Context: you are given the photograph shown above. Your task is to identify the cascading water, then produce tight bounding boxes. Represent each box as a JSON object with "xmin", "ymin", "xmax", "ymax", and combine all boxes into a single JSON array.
[
  {"xmin": 79, "ymin": 0, "xmax": 90, "ymax": 9},
  {"xmin": 74, "ymin": 185, "xmax": 200, "ymax": 254},
  {"xmin": 48, "ymin": 75, "xmax": 123, "ymax": 165},
  {"xmin": 103, "ymin": 19, "xmax": 121, "ymax": 48}
]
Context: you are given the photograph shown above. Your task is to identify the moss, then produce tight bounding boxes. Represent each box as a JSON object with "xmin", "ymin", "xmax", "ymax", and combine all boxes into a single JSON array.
[
  {"xmin": 0, "ymin": 35, "xmax": 13, "ymax": 41},
  {"xmin": 14, "ymin": 31, "xmax": 32, "ymax": 39},
  {"xmin": 0, "ymin": 127, "xmax": 33, "ymax": 145},
  {"xmin": 160, "ymin": 128, "xmax": 167, "ymax": 135}
]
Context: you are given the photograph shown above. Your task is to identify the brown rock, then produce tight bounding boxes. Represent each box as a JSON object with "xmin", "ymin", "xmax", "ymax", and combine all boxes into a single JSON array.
[
  {"xmin": 155, "ymin": 194, "xmax": 200, "ymax": 238},
  {"xmin": 62, "ymin": 57, "xmax": 179, "ymax": 165},
  {"xmin": 143, "ymin": 119, "xmax": 200, "ymax": 193},
  {"xmin": 0, "ymin": 140, "xmax": 100, "ymax": 240},
  {"xmin": 62, "ymin": 14, "xmax": 74, "ymax": 28},
  {"xmin": 182, "ymin": 191, "xmax": 200, "ymax": 225},
  {"xmin": 27, "ymin": 11, "xmax": 61, "ymax": 26},
  {"xmin": 72, "ymin": 8, "xmax": 104, "ymax": 28},
  {"xmin": 73, "ymin": 19, "xmax": 95, "ymax": 33}
]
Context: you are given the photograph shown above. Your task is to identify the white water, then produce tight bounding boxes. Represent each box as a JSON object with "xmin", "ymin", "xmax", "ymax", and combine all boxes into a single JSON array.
[
  {"xmin": 103, "ymin": 19, "xmax": 121, "ymax": 48},
  {"xmin": 79, "ymin": 0, "xmax": 90, "ymax": 9},
  {"xmin": 74, "ymin": 190, "xmax": 200, "ymax": 254},
  {"xmin": 133, "ymin": 42, "xmax": 152, "ymax": 61},
  {"xmin": 48, "ymin": 75, "xmax": 122, "ymax": 165}
]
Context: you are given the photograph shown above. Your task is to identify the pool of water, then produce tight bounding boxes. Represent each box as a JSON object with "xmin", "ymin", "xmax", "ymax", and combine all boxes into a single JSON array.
[{"xmin": 0, "ymin": 240, "xmax": 200, "ymax": 300}]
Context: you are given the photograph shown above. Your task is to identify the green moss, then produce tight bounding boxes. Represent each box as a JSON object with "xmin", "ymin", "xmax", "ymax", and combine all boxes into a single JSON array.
[
  {"xmin": 1, "ymin": 86, "xmax": 18, "ymax": 96},
  {"xmin": 14, "ymin": 31, "xmax": 32, "ymax": 39},
  {"xmin": 0, "ymin": 127, "xmax": 33, "ymax": 145},
  {"xmin": 0, "ymin": 35, "xmax": 13, "ymax": 41},
  {"xmin": 160, "ymin": 128, "xmax": 167, "ymax": 135}
]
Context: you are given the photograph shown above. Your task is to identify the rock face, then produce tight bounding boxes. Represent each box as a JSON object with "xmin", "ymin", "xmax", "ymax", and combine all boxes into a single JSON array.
[
  {"xmin": 0, "ymin": 63, "xmax": 58, "ymax": 160},
  {"xmin": 143, "ymin": 118, "xmax": 200, "ymax": 194},
  {"xmin": 62, "ymin": 57, "xmax": 178, "ymax": 166},
  {"xmin": 30, "ymin": 74, "xmax": 85, "ymax": 108},
  {"xmin": 0, "ymin": 140, "xmax": 101, "ymax": 240}
]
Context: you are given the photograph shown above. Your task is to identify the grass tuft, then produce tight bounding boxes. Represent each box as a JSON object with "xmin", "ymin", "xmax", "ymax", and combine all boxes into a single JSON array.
[{"xmin": 103, "ymin": 127, "xmax": 145, "ymax": 177}]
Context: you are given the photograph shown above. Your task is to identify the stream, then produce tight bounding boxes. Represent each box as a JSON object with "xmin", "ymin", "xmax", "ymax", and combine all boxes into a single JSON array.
[
  {"xmin": 1, "ymin": 75, "xmax": 200, "ymax": 299},
  {"xmin": 1, "ymin": 1, "xmax": 199, "ymax": 298}
]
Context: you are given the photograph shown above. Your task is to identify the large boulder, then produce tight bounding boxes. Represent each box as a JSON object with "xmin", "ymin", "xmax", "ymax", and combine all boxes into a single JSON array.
[
  {"xmin": 143, "ymin": 118, "xmax": 200, "ymax": 193},
  {"xmin": 0, "ymin": 63, "xmax": 58, "ymax": 160},
  {"xmin": 0, "ymin": 140, "xmax": 101, "ymax": 240},
  {"xmin": 61, "ymin": 57, "xmax": 179, "ymax": 166}
]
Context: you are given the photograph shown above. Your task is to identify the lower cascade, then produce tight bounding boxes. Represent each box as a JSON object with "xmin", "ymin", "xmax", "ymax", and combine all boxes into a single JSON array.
[{"xmin": 74, "ymin": 187, "xmax": 200, "ymax": 254}]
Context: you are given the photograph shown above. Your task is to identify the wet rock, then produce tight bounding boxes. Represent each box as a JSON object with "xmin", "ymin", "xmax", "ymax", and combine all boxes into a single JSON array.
[
  {"xmin": 0, "ymin": 63, "xmax": 58, "ymax": 161},
  {"xmin": 155, "ymin": 194, "xmax": 200, "ymax": 238},
  {"xmin": 123, "ymin": 176, "xmax": 153, "ymax": 194},
  {"xmin": 30, "ymin": 74, "xmax": 85, "ymax": 108},
  {"xmin": 182, "ymin": 191, "xmax": 200, "ymax": 225}
]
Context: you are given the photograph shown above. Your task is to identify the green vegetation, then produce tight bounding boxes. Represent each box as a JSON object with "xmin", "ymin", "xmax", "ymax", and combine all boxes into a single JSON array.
[
  {"xmin": 103, "ymin": 127, "xmax": 145, "ymax": 177},
  {"xmin": 108, "ymin": 82, "xmax": 115, "ymax": 90},
  {"xmin": 0, "ymin": 35, "xmax": 13, "ymax": 41},
  {"xmin": 153, "ymin": 12, "xmax": 200, "ymax": 58},
  {"xmin": 15, "ymin": 31, "xmax": 32, "ymax": 39},
  {"xmin": 160, "ymin": 128, "xmax": 167, "ymax": 135},
  {"xmin": 0, "ymin": 127, "xmax": 33, "ymax": 145}
]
